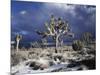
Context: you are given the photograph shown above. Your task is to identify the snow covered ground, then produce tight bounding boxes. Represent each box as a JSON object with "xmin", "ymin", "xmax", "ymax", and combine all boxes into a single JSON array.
[
  {"xmin": 11, "ymin": 46, "xmax": 95, "ymax": 75},
  {"xmin": 11, "ymin": 57, "xmax": 94, "ymax": 75}
]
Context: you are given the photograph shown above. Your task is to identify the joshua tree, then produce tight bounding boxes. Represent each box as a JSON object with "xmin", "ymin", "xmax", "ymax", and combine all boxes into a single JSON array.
[
  {"xmin": 15, "ymin": 34, "xmax": 22, "ymax": 52},
  {"xmin": 36, "ymin": 15, "xmax": 74, "ymax": 53},
  {"xmin": 81, "ymin": 32, "xmax": 93, "ymax": 45}
]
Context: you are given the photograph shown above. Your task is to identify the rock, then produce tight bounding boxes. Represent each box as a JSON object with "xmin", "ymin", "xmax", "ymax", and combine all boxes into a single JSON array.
[
  {"xmin": 78, "ymin": 59, "xmax": 96, "ymax": 69},
  {"xmin": 29, "ymin": 62, "xmax": 36, "ymax": 67},
  {"xmin": 29, "ymin": 61, "xmax": 40, "ymax": 70}
]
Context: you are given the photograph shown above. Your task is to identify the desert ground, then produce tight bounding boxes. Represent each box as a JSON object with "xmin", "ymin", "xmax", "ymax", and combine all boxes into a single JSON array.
[{"xmin": 11, "ymin": 44, "xmax": 96, "ymax": 75}]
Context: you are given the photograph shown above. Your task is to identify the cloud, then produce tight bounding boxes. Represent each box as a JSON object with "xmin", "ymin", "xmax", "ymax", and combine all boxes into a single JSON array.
[
  {"xmin": 20, "ymin": 10, "xmax": 27, "ymax": 15},
  {"xmin": 11, "ymin": 1, "xmax": 96, "ymax": 41},
  {"xmin": 20, "ymin": 30, "xmax": 29, "ymax": 35},
  {"xmin": 43, "ymin": 3, "xmax": 77, "ymax": 17}
]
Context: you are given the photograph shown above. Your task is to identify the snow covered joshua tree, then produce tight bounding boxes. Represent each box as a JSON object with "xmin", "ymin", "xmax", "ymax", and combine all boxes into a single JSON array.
[
  {"xmin": 36, "ymin": 15, "xmax": 74, "ymax": 53},
  {"xmin": 16, "ymin": 34, "xmax": 22, "ymax": 52}
]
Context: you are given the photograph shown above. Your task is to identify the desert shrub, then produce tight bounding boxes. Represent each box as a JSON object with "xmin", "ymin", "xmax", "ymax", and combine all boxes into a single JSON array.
[
  {"xmin": 72, "ymin": 40, "xmax": 84, "ymax": 51},
  {"xmin": 21, "ymin": 47, "xmax": 27, "ymax": 51},
  {"xmin": 11, "ymin": 53, "xmax": 21, "ymax": 66},
  {"xmin": 11, "ymin": 52, "xmax": 27, "ymax": 66},
  {"xmin": 28, "ymin": 52, "xmax": 38, "ymax": 59},
  {"xmin": 41, "ymin": 38, "xmax": 47, "ymax": 49},
  {"xmin": 30, "ymin": 41, "xmax": 41, "ymax": 48}
]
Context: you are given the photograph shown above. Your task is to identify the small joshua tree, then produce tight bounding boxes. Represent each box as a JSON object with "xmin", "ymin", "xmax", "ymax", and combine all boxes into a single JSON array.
[
  {"xmin": 81, "ymin": 32, "xmax": 93, "ymax": 45},
  {"xmin": 36, "ymin": 15, "xmax": 74, "ymax": 53},
  {"xmin": 15, "ymin": 34, "xmax": 22, "ymax": 52}
]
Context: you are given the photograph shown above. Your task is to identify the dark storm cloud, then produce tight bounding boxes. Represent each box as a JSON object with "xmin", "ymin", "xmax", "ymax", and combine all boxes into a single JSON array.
[{"xmin": 11, "ymin": 1, "xmax": 96, "ymax": 42}]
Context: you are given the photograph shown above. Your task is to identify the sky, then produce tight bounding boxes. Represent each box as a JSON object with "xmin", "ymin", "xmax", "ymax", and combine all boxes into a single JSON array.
[{"xmin": 11, "ymin": 0, "xmax": 96, "ymax": 44}]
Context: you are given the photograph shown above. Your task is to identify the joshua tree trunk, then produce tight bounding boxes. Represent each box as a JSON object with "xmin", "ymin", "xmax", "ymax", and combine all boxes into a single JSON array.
[
  {"xmin": 55, "ymin": 36, "xmax": 58, "ymax": 53},
  {"xmin": 15, "ymin": 34, "xmax": 22, "ymax": 52},
  {"xmin": 60, "ymin": 40, "xmax": 63, "ymax": 46},
  {"xmin": 55, "ymin": 34, "xmax": 60, "ymax": 53},
  {"xmin": 16, "ymin": 40, "xmax": 19, "ymax": 52}
]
